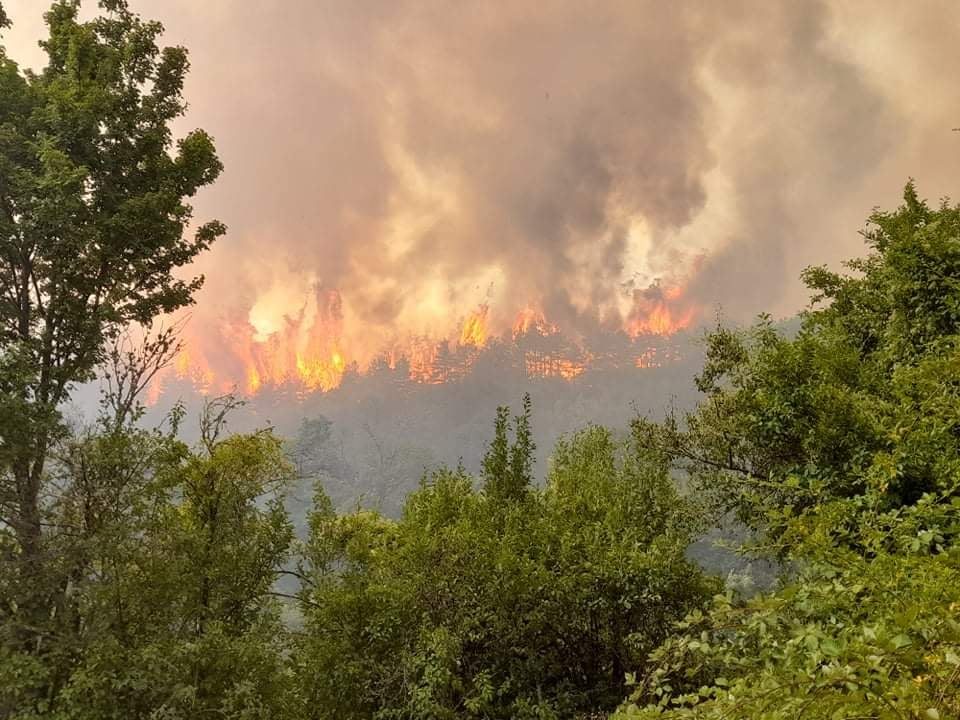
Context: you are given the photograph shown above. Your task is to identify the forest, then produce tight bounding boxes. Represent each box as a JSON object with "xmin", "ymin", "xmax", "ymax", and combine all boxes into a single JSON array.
[{"xmin": 2, "ymin": 3, "xmax": 959, "ymax": 719}]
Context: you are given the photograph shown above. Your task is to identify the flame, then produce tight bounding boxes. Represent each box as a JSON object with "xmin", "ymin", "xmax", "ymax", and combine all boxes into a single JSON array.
[
  {"xmin": 168, "ymin": 346, "xmax": 216, "ymax": 392},
  {"xmin": 512, "ymin": 308, "xmax": 558, "ymax": 337},
  {"xmin": 174, "ymin": 348, "xmax": 192, "ymax": 376},
  {"xmin": 635, "ymin": 348, "xmax": 659, "ymax": 368},
  {"xmin": 228, "ymin": 287, "xmax": 348, "ymax": 394},
  {"xmin": 246, "ymin": 365, "xmax": 262, "ymax": 395},
  {"xmin": 459, "ymin": 305, "xmax": 489, "ymax": 347},
  {"xmin": 627, "ymin": 284, "xmax": 697, "ymax": 337},
  {"xmin": 296, "ymin": 351, "xmax": 346, "ymax": 392},
  {"xmin": 146, "ymin": 282, "xmax": 700, "ymax": 402},
  {"xmin": 406, "ymin": 340, "xmax": 442, "ymax": 384},
  {"xmin": 523, "ymin": 353, "xmax": 587, "ymax": 380}
]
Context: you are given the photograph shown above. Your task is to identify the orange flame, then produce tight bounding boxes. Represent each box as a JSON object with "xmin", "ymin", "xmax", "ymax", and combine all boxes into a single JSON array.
[
  {"xmin": 407, "ymin": 340, "xmax": 443, "ymax": 384},
  {"xmin": 512, "ymin": 307, "xmax": 558, "ymax": 338},
  {"xmin": 523, "ymin": 353, "xmax": 587, "ymax": 380},
  {"xmin": 146, "ymin": 283, "xmax": 700, "ymax": 402},
  {"xmin": 459, "ymin": 304, "xmax": 489, "ymax": 347},
  {"xmin": 223, "ymin": 288, "xmax": 348, "ymax": 393},
  {"xmin": 627, "ymin": 284, "xmax": 696, "ymax": 337}
]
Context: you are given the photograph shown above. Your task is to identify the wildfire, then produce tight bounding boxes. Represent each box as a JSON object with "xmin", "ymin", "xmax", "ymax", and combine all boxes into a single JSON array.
[
  {"xmin": 169, "ymin": 346, "xmax": 218, "ymax": 392},
  {"xmin": 296, "ymin": 350, "xmax": 346, "ymax": 392},
  {"xmin": 146, "ymin": 282, "xmax": 699, "ymax": 401},
  {"xmin": 246, "ymin": 365, "xmax": 262, "ymax": 395},
  {"xmin": 523, "ymin": 353, "xmax": 587, "ymax": 380},
  {"xmin": 221, "ymin": 287, "xmax": 349, "ymax": 395},
  {"xmin": 406, "ymin": 340, "xmax": 443, "ymax": 384},
  {"xmin": 512, "ymin": 308, "xmax": 558, "ymax": 338},
  {"xmin": 627, "ymin": 284, "xmax": 696, "ymax": 337},
  {"xmin": 459, "ymin": 305, "xmax": 489, "ymax": 347},
  {"xmin": 635, "ymin": 348, "xmax": 659, "ymax": 369}
]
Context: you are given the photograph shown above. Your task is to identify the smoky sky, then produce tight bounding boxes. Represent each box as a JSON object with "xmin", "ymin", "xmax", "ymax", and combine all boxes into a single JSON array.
[{"xmin": 3, "ymin": 0, "xmax": 959, "ymax": 360}]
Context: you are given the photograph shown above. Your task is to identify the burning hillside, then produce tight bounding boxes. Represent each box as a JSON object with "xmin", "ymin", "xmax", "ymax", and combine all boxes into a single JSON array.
[{"xmin": 148, "ymin": 282, "xmax": 698, "ymax": 402}]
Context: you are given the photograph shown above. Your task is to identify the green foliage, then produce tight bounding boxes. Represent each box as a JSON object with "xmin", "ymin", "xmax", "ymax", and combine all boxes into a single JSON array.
[
  {"xmin": 617, "ymin": 502, "xmax": 960, "ymax": 719},
  {"xmin": 0, "ymin": 0, "xmax": 224, "ymax": 653},
  {"xmin": 482, "ymin": 393, "xmax": 535, "ymax": 503},
  {"xmin": 804, "ymin": 183, "xmax": 960, "ymax": 366},
  {"xmin": 618, "ymin": 185, "xmax": 960, "ymax": 718},
  {"xmin": 295, "ymin": 409, "xmax": 717, "ymax": 719},
  {"xmin": 635, "ymin": 185, "xmax": 960, "ymax": 534},
  {"xmin": 0, "ymin": 0, "xmax": 223, "ymax": 397},
  {"xmin": 0, "ymin": 397, "xmax": 296, "ymax": 718}
]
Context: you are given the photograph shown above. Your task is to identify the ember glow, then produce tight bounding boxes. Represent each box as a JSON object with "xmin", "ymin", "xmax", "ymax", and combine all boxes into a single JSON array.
[{"xmin": 148, "ymin": 282, "xmax": 699, "ymax": 401}]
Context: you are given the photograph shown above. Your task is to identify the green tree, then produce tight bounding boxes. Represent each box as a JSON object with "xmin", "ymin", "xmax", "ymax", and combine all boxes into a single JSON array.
[
  {"xmin": 482, "ymin": 393, "xmax": 535, "ymax": 504},
  {"xmin": 635, "ymin": 184, "xmax": 960, "ymax": 534},
  {"xmin": 295, "ymin": 402, "xmax": 716, "ymax": 719},
  {"xmin": 1, "ymin": 395, "xmax": 296, "ymax": 719},
  {"xmin": 0, "ymin": 0, "xmax": 223, "ymax": 639},
  {"xmin": 617, "ymin": 185, "xmax": 960, "ymax": 718}
]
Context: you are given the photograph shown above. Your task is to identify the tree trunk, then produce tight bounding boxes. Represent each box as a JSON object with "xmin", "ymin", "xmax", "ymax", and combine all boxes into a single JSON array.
[{"xmin": 12, "ymin": 452, "xmax": 46, "ymax": 649}]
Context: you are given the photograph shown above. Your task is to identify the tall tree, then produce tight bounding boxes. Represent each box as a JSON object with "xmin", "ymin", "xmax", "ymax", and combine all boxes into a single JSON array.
[
  {"xmin": 0, "ymin": 0, "xmax": 223, "ymax": 634},
  {"xmin": 482, "ymin": 393, "xmax": 535, "ymax": 504},
  {"xmin": 0, "ymin": 395, "xmax": 296, "ymax": 718},
  {"xmin": 633, "ymin": 183, "xmax": 960, "ymax": 537},
  {"xmin": 618, "ymin": 186, "xmax": 960, "ymax": 719}
]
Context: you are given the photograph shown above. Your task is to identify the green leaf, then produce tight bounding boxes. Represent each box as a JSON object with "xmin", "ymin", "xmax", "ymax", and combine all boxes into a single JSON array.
[{"xmin": 891, "ymin": 634, "xmax": 912, "ymax": 649}]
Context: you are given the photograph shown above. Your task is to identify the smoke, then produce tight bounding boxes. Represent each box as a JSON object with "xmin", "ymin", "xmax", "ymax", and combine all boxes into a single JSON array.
[
  {"xmin": 3, "ymin": 0, "xmax": 959, "ymax": 373},
  {"xmin": 185, "ymin": 0, "xmax": 718, "ymax": 352}
]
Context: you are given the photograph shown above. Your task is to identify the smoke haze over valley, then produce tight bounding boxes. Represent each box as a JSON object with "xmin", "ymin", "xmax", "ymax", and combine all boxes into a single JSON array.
[{"xmin": 6, "ymin": 0, "xmax": 959, "ymax": 503}]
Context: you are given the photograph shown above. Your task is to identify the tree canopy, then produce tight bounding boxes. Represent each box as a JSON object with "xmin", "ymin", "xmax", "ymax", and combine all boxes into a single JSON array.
[
  {"xmin": 617, "ymin": 185, "xmax": 960, "ymax": 719},
  {"xmin": 0, "ymin": 0, "xmax": 223, "ymax": 667},
  {"xmin": 294, "ymin": 402, "xmax": 716, "ymax": 719}
]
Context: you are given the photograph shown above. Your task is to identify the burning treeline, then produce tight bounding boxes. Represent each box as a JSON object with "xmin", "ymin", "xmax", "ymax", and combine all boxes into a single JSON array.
[{"xmin": 149, "ymin": 282, "xmax": 698, "ymax": 401}]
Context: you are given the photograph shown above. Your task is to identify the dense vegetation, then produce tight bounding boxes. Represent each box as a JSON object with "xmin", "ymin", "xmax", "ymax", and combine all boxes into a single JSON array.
[
  {"xmin": 294, "ymin": 403, "xmax": 716, "ymax": 719},
  {"xmin": 615, "ymin": 185, "xmax": 960, "ymax": 719},
  {"xmin": 2, "ymin": 2, "xmax": 959, "ymax": 719}
]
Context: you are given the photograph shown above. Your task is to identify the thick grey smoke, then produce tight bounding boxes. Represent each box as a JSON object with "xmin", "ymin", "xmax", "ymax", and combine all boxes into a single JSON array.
[{"xmin": 3, "ymin": 0, "xmax": 959, "ymax": 361}]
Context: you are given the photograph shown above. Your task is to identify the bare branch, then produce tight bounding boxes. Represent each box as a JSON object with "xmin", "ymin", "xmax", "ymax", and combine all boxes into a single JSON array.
[
  {"xmin": 100, "ymin": 319, "xmax": 186, "ymax": 430},
  {"xmin": 200, "ymin": 393, "xmax": 244, "ymax": 452}
]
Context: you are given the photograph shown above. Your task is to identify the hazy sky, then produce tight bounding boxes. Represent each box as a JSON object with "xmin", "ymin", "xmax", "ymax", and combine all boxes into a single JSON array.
[{"xmin": 3, "ymin": 1, "xmax": 959, "ymax": 364}]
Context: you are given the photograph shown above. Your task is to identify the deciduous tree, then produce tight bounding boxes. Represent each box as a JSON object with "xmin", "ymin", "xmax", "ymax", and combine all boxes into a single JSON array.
[{"xmin": 0, "ymin": 0, "xmax": 223, "ymax": 633}]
